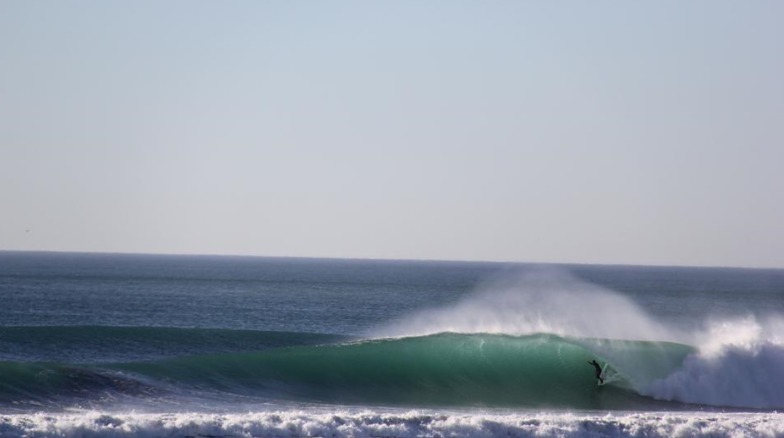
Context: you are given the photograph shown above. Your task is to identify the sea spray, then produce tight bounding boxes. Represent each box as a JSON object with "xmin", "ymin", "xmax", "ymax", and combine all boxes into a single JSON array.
[{"xmin": 372, "ymin": 268, "xmax": 676, "ymax": 341}]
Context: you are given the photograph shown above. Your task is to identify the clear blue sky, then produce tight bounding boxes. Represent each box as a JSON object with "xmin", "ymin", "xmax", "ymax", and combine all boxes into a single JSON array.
[{"xmin": 2, "ymin": 1, "xmax": 783, "ymax": 267}]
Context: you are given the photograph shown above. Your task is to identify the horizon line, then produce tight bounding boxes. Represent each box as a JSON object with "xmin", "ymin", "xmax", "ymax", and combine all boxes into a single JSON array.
[{"xmin": 1, "ymin": 249, "xmax": 781, "ymax": 271}]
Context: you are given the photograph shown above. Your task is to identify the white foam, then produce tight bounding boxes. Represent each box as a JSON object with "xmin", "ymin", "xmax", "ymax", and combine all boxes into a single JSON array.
[
  {"xmin": 1, "ymin": 409, "xmax": 781, "ymax": 438},
  {"xmin": 647, "ymin": 316, "xmax": 784, "ymax": 409}
]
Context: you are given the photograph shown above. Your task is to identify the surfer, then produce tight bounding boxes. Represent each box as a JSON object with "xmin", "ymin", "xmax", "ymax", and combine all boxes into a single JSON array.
[{"xmin": 588, "ymin": 359, "xmax": 604, "ymax": 384}]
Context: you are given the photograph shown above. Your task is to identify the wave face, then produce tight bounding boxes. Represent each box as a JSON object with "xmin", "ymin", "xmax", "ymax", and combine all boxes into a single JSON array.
[
  {"xmin": 5, "ymin": 331, "xmax": 782, "ymax": 412},
  {"xmin": 0, "ymin": 333, "xmax": 697, "ymax": 411}
]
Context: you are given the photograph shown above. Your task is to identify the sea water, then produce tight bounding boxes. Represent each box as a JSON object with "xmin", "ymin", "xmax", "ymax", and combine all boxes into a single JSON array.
[{"xmin": 0, "ymin": 252, "xmax": 783, "ymax": 437}]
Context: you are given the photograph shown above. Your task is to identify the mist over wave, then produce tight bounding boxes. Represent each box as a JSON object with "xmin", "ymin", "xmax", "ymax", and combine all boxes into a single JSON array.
[{"xmin": 372, "ymin": 268, "xmax": 675, "ymax": 341}]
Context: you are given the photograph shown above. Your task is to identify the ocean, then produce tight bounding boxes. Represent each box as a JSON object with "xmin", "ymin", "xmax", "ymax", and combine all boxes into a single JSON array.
[{"xmin": 0, "ymin": 252, "xmax": 782, "ymax": 437}]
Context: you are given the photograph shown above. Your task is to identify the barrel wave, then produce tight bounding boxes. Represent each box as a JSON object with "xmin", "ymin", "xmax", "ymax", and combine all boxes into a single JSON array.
[{"xmin": 0, "ymin": 332, "xmax": 698, "ymax": 410}]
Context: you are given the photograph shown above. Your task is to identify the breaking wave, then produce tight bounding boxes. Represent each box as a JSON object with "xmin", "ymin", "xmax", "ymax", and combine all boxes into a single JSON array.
[{"xmin": 1, "ymin": 333, "xmax": 694, "ymax": 410}]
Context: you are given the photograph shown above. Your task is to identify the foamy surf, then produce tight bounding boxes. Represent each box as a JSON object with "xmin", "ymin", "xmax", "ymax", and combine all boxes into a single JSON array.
[
  {"xmin": 1, "ymin": 410, "xmax": 782, "ymax": 438},
  {"xmin": 647, "ymin": 316, "xmax": 784, "ymax": 409}
]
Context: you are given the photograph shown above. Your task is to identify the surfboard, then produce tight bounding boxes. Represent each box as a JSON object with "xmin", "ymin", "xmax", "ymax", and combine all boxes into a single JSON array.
[{"xmin": 597, "ymin": 363, "xmax": 622, "ymax": 386}]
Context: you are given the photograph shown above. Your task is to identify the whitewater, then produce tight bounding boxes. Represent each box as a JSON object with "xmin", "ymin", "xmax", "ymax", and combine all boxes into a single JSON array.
[
  {"xmin": 2, "ymin": 410, "xmax": 783, "ymax": 437},
  {"xmin": 1, "ymin": 252, "xmax": 783, "ymax": 437}
]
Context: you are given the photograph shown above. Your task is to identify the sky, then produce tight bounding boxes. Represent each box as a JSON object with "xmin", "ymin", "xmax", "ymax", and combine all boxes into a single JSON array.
[{"xmin": 1, "ymin": 1, "xmax": 783, "ymax": 268}]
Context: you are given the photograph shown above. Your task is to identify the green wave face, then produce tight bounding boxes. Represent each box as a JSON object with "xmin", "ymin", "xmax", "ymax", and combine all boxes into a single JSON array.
[{"xmin": 120, "ymin": 333, "xmax": 696, "ymax": 409}]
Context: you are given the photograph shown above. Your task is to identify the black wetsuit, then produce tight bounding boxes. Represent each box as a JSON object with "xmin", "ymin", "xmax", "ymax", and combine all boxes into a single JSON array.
[{"xmin": 588, "ymin": 360, "xmax": 604, "ymax": 384}]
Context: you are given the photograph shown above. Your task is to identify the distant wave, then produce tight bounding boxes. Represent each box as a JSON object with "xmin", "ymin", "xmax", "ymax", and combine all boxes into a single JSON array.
[{"xmin": 0, "ymin": 326, "xmax": 346, "ymax": 363}]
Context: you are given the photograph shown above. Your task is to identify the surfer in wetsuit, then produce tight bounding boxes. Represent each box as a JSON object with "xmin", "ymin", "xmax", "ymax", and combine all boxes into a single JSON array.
[{"xmin": 588, "ymin": 359, "xmax": 604, "ymax": 384}]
